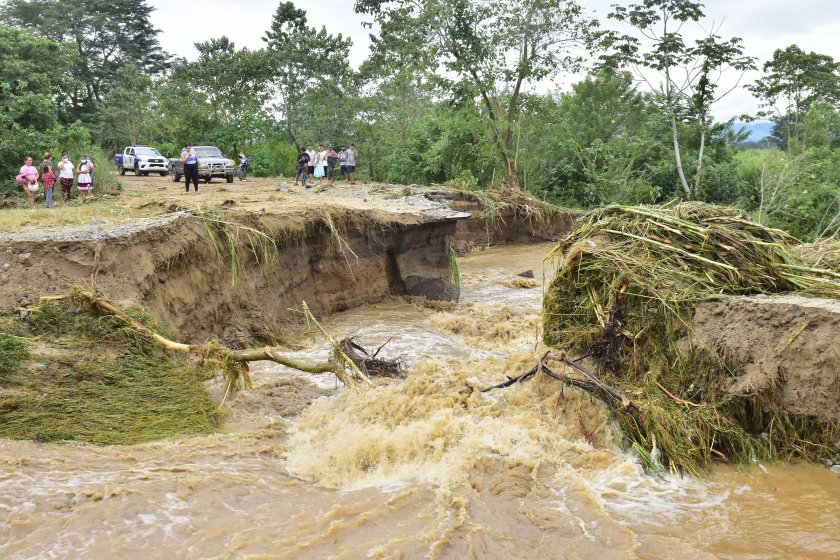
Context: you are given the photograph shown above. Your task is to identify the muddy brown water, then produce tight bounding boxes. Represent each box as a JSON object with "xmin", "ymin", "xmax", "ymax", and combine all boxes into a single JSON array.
[{"xmin": 2, "ymin": 243, "xmax": 838, "ymax": 559}]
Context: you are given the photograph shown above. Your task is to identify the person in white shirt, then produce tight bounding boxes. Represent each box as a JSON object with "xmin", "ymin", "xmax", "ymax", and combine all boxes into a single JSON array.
[
  {"xmin": 57, "ymin": 153, "xmax": 75, "ymax": 202},
  {"xmin": 76, "ymin": 155, "xmax": 95, "ymax": 198},
  {"xmin": 338, "ymin": 147, "xmax": 348, "ymax": 180},
  {"xmin": 314, "ymin": 144, "xmax": 328, "ymax": 184},
  {"xmin": 346, "ymin": 144, "xmax": 358, "ymax": 183},
  {"xmin": 306, "ymin": 145, "xmax": 316, "ymax": 180}
]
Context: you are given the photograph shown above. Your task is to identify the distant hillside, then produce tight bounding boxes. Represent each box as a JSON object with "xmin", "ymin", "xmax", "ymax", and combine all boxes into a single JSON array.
[{"xmin": 732, "ymin": 121, "xmax": 774, "ymax": 142}]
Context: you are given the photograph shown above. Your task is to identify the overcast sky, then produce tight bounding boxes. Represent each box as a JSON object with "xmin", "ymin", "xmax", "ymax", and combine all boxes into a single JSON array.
[{"xmin": 148, "ymin": 0, "xmax": 840, "ymax": 120}]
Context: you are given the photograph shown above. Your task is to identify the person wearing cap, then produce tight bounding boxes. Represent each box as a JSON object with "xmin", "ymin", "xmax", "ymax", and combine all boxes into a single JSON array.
[{"xmin": 181, "ymin": 144, "xmax": 200, "ymax": 193}]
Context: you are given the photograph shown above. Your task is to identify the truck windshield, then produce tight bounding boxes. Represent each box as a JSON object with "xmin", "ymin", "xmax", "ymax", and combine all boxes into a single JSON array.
[
  {"xmin": 195, "ymin": 147, "xmax": 223, "ymax": 157},
  {"xmin": 135, "ymin": 147, "xmax": 161, "ymax": 156}
]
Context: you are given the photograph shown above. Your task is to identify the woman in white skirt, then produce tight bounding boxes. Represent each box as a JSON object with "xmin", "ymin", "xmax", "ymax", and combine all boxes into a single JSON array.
[
  {"xmin": 76, "ymin": 155, "xmax": 94, "ymax": 198},
  {"xmin": 314, "ymin": 144, "xmax": 327, "ymax": 184}
]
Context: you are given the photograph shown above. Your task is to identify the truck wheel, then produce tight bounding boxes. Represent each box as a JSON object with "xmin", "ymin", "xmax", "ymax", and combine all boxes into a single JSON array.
[
  {"xmin": 141, "ymin": 171, "xmax": 149, "ymax": 176},
  {"xmin": 171, "ymin": 169, "xmax": 181, "ymax": 182},
  {"xmin": 204, "ymin": 177, "xmax": 211, "ymax": 184},
  {"xmin": 118, "ymin": 164, "xmax": 125, "ymax": 176},
  {"xmin": 226, "ymin": 173, "xmax": 234, "ymax": 183},
  {"xmin": 159, "ymin": 172, "xmax": 167, "ymax": 177}
]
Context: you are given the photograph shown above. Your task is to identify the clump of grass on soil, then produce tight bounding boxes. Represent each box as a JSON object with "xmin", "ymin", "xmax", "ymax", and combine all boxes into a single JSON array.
[
  {"xmin": 469, "ymin": 184, "xmax": 569, "ymax": 237},
  {"xmin": 0, "ymin": 302, "xmax": 221, "ymax": 445},
  {"xmin": 0, "ymin": 329, "xmax": 30, "ymax": 382},
  {"xmin": 543, "ymin": 202, "xmax": 840, "ymax": 476}
]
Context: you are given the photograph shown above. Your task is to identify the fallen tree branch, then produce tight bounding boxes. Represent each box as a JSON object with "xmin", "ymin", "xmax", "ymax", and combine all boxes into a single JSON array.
[
  {"xmin": 29, "ymin": 289, "xmax": 367, "ymax": 388},
  {"xmin": 481, "ymin": 351, "xmax": 638, "ymax": 412}
]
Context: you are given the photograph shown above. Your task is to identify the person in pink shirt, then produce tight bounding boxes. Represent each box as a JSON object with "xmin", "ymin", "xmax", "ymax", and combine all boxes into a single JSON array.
[{"xmin": 15, "ymin": 155, "xmax": 39, "ymax": 210}]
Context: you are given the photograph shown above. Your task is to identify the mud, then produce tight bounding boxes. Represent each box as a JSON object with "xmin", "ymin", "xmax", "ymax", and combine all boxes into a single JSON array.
[
  {"xmin": 692, "ymin": 294, "xmax": 840, "ymax": 421},
  {"xmin": 1, "ymin": 243, "xmax": 838, "ymax": 559}
]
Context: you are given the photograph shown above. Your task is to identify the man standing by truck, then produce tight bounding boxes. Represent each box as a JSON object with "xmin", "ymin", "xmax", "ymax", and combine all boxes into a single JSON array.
[{"xmin": 181, "ymin": 144, "xmax": 200, "ymax": 193}]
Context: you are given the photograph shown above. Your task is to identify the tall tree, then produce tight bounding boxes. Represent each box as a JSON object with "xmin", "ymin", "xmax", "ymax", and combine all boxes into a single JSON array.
[
  {"xmin": 356, "ymin": 0, "xmax": 597, "ymax": 189},
  {"xmin": 686, "ymin": 31, "xmax": 754, "ymax": 194},
  {"xmin": 605, "ymin": 0, "xmax": 705, "ymax": 198},
  {"xmin": 263, "ymin": 2, "xmax": 353, "ymax": 150},
  {"xmin": 96, "ymin": 65, "xmax": 154, "ymax": 150},
  {"xmin": 0, "ymin": 25, "xmax": 69, "ymax": 185},
  {"xmin": 168, "ymin": 37, "xmax": 274, "ymax": 153},
  {"xmin": 747, "ymin": 45, "xmax": 840, "ymax": 147},
  {"xmin": 0, "ymin": 0, "xmax": 169, "ymax": 114}
]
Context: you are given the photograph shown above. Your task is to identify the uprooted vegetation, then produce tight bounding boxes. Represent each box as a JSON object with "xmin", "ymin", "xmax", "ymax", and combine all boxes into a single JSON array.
[
  {"xmin": 0, "ymin": 288, "xmax": 405, "ymax": 445},
  {"xmin": 0, "ymin": 300, "xmax": 221, "ymax": 444},
  {"xmin": 467, "ymin": 184, "xmax": 574, "ymax": 238},
  {"xmin": 541, "ymin": 202, "xmax": 840, "ymax": 475}
]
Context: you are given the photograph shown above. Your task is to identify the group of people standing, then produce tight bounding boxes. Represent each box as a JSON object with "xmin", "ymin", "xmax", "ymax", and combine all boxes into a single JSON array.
[
  {"xmin": 14, "ymin": 152, "xmax": 94, "ymax": 209},
  {"xmin": 295, "ymin": 144, "xmax": 358, "ymax": 187}
]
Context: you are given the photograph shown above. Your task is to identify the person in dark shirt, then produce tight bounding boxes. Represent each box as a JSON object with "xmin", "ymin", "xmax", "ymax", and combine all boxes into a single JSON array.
[{"xmin": 295, "ymin": 148, "xmax": 311, "ymax": 188}]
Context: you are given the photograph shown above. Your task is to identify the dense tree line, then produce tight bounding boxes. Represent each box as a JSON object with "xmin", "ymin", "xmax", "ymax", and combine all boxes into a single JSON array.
[{"xmin": 1, "ymin": 0, "xmax": 839, "ymax": 239}]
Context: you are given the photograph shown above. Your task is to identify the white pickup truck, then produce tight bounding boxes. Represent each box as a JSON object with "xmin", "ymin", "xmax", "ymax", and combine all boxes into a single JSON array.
[{"xmin": 115, "ymin": 146, "xmax": 169, "ymax": 176}]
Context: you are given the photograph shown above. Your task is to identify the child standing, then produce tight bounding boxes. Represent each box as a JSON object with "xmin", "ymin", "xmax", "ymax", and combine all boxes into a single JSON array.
[
  {"xmin": 57, "ymin": 153, "xmax": 74, "ymax": 202},
  {"xmin": 15, "ymin": 155, "xmax": 39, "ymax": 210},
  {"xmin": 41, "ymin": 152, "xmax": 56, "ymax": 208},
  {"xmin": 77, "ymin": 155, "xmax": 94, "ymax": 198}
]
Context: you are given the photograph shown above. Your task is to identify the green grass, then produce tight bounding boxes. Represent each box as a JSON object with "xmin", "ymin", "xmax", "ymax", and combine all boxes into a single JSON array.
[
  {"xmin": 0, "ymin": 332, "xmax": 30, "ymax": 382},
  {"xmin": 0, "ymin": 304, "xmax": 221, "ymax": 445}
]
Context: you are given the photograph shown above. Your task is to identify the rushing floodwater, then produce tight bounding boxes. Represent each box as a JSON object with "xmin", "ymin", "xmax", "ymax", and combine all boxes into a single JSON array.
[{"xmin": 1, "ymin": 243, "xmax": 838, "ymax": 559}]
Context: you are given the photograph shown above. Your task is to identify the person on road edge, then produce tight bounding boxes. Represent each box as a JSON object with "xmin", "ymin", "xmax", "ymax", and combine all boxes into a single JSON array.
[
  {"xmin": 77, "ymin": 155, "xmax": 94, "ymax": 198},
  {"xmin": 306, "ymin": 145, "xmax": 316, "ymax": 183},
  {"xmin": 57, "ymin": 153, "xmax": 74, "ymax": 202},
  {"xmin": 295, "ymin": 148, "xmax": 310, "ymax": 187},
  {"xmin": 346, "ymin": 144, "xmax": 358, "ymax": 184},
  {"xmin": 15, "ymin": 155, "xmax": 39, "ymax": 210},
  {"xmin": 181, "ymin": 144, "xmax": 200, "ymax": 194},
  {"xmin": 338, "ymin": 146, "xmax": 348, "ymax": 181},
  {"xmin": 41, "ymin": 152, "xmax": 56, "ymax": 208},
  {"xmin": 326, "ymin": 146, "xmax": 338, "ymax": 182},
  {"xmin": 314, "ymin": 144, "xmax": 327, "ymax": 184}
]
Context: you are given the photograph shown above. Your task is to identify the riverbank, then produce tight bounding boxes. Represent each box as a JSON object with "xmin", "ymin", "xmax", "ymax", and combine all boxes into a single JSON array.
[
  {"xmin": 1, "ymin": 243, "xmax": 838, "ymax": 559},
  {"xmin": 0, "ymin": 174, "xmax": 573, "ymax": 342}
]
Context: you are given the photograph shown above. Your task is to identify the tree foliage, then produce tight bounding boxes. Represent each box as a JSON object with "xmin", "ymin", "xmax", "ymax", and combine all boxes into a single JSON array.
[
  {"xmin": 748, "ymin": 45, "xmax": 840, "ymax": 147},
  {"xmin": 263, "ymin": 1, "xmax": 354, "ymax": 150},
  {"xmin": 356, "ymin": 0, "xmax": 597, "ymax": 188},
  {"xmin": 0, "ymin": 0, "xmax": 169, "ymax": 115}
]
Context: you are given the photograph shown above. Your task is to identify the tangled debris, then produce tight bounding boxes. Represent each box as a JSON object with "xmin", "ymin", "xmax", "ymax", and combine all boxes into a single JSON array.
[{"xmin": 541, "ymin": 202, "xmax": 840, "ymax": 475}]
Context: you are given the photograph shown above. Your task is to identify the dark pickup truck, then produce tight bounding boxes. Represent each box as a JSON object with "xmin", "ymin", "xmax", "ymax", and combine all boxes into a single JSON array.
[{"xmin": 169, "ymin": 146, "xmax": 235, "ymax": 183}]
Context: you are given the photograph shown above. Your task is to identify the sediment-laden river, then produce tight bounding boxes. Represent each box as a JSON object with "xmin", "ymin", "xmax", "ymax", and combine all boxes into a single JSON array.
[{"xmin": 1, "ymin": 243, "xmax": 838, "ymax": 559}]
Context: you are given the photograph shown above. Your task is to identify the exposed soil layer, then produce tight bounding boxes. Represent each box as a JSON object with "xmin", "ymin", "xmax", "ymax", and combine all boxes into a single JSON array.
[
  {"xmin": 692, "ymin": 294, "xmax": 840, "ymax": 421},
  {"xmin": 1, "ymin": 177, "xmax": 580, "ymax": 344},
  {"xmin": 0, "ymin": 209, "xmax": 462, "ymax": 344}
]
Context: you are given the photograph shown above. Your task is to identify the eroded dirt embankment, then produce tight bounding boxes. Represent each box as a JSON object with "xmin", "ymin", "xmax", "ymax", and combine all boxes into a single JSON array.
[
  {"xmin": 0, "ymin": 180, "xmax": 580, "ymax": 344},
  {"xmin": 0, "ymin": 207, "xmax": 465, "ymax": 344},
  {"xmin": 692, "ymin": 294, "xmax": 840, "ymax": 422}
]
